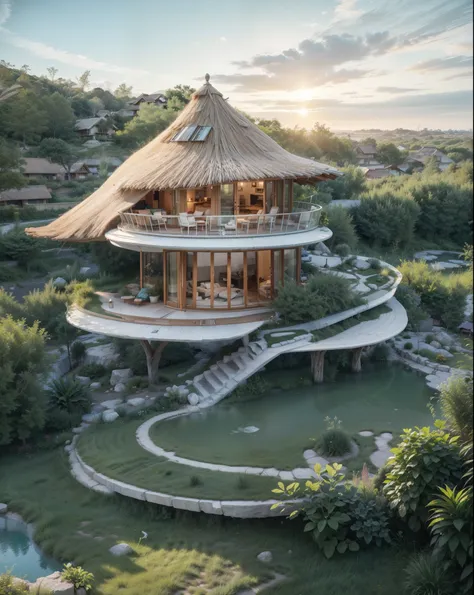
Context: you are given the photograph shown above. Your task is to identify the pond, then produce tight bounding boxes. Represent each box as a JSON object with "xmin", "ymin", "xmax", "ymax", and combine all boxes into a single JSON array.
[
  {"xmin": 150, "ymin": 363, "xmax": 435, "ymax": 470},
  {"xmin": 0, "ymin": 514, "xmax": 61, "ymax": 582}
]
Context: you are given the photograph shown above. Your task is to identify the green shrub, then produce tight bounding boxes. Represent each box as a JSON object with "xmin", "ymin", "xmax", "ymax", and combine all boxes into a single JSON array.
[
  {"xmin": 370, "ymin": 343, "xmax": 389, "ymax": 361},
  {"xmin": 440, "ymin": 377, "xmax": 473, "ymax": 443},
  {"xmin": 426, "ymin": 334, "xmax": 435, "ymax": 344},
  {"xmin": 0, "ymin": 572, "xmax": 30, "ymax": 594},
  {"xmin": 71, "ymin": 340, "xmax": 86, "ymax": 366},
  {"xmin": 324, "ymin": 206, "xmax": 359, "ymax": 250},
  {"xmin": 404, "ymin": 552, "xmax": 455, "ymax": 595},
  {"xmin": 230, "ymin": 374, "xmax": 269, "ymax": 401},
  {"xmin": 428, "ymin": 486, "xmax": 473, "ymax": 594},
  {"xmin": 404, "ymin": 342, "xmax": 413, "ymax": 350},
  {"xmin": 78, "ymin": 362, "xmax": 107, "ymax": 379},
  {"xmin": 436, "ymin": 354, "xmax": 447, "ymax": 363},
  {"xmin": 47, "ymin": 377, "xmax": 91, "ymax": 415},
  {"xmin": 334, "ymin": 243, "xmax": 351, "ymax": 257},
  {"xmin": 61, "ymin": 563, "xmax": 94, "ymax": 592},
  {"xmin": 45, "ymin": 407, "xmax": 81, "ymax": 431},
  {"xmin": 368, "ymin": 258, "xmax": 382, "ymax": 271},
  {"xmin": 318, "ymin": 429, "xmax": 352, "ymax": 457},
  {"xmin": 396, "ymin": 285, "xmax": 429, "ymax": 331},
  {"xmin": 189, "ymin": 475, "xmax": 202, "ymax": 487},
  {"xmin": 273, "ymin": 463, "xmax": 390, "ymax": 558},
  {"xmin": 383, "ymin": 422, "xmax": 463, "ymax": 532},
  {"xmin": 126, "ymin": 376, "xmax": 149, "ymax": 391}
]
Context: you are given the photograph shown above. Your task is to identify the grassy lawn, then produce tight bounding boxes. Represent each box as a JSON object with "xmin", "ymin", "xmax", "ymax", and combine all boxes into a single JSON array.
[
  {"xmin": 451, "ymin": 351, "xmax": 474, "ymax": 370},
  {"xmin": 0, "ymin": 449, "xmax": 411, "ymax": 595},
  {"xmin": 265, "ymin": 329, "xmax": 308, "ymax": 347},
  {"xmin": 77, "ymin": 419, "xmax": 277, "ymax": 500}
]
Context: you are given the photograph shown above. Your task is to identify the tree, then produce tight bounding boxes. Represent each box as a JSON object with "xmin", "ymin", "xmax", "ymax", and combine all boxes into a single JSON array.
[
  {"xmin": 71, "ymin": 95, "xmax": 93, "ymax": 117},
  {"xmin": 0, "ymin": 138, "xmax": 26, "ymax": 192},
  {"xmin": 114, "ymin": 83, "xmax": 133, "ymax": 99},
  {"xmin": 88, "ymin": 96, "xmax": 105, "ymax": 116},
  {"xmin": 76, "ymin": 70, "xmax": 91, "ymax": 92},
  {"xmin": 359, "ymin": 137, "xmax": 377, "ymax": 146},
  {"xmin": 6, "ymin": 90, "xmax": 49, "ymax": 145},
  {"xmin": 165, "ymin": 84, "xmax": 195, "ymax": 106},
  {"xmin": 375, "ymin": 142, "xmax": 405, "ymax": 166},
  {"xmin": 0, "ymin": 316, "xmax": 48, "ymax": 445},
  {"xmin": 47, "ymin": 66, "xmax": 58, "ymax": 82},
  {"xmin": 115, "ymin": 103, "xmax": 177, "ymax": 148},
  {"xmin": 0, "ymin": 81, "xmax": 21, "ymax": 103},
  {"xmin": 43, "ymin": 92, "xmax": 76, "ymax": 139},
  {"xmin": 38, "ymin": 138, "xmax": 78, "ymax": 180}
]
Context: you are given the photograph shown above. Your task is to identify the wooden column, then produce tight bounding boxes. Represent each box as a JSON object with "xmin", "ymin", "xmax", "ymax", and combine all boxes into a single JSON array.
[
  {"xmin": 227, "ymin": 252, "xmax": 232, "ymax": 309},
  {"xmin": 192, "ymin": 252, "xmax": 197, "ymax": 308},
  {"xmin": 139, "ymin": 251, "xmax": 144, "ymax": 288},
  {"xmin": 210, "ymin": 252, "xmax": 215, "ymax": 308},
  {"xmin": 311, "ymin": 350, "xmax": 326, "ymax": 383},
  {"xmin": 351, "ymin": 347, "xmax": 364, "ymax": 373},
  {"xmin": 243, "ymin": 251, "xmax": 248, "ymax": 307}
]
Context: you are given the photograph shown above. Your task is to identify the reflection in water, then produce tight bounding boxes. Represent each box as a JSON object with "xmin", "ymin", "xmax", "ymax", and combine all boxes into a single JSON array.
[{"xmin": 0, "ymin": 521, "xmax": 60, "ymax": 582}]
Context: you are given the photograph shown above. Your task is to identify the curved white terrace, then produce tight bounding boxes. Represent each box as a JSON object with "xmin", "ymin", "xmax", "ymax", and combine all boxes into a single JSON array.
[{"xmin": 105, "ymin": 225, "xmax": 333, "ymax": 252}]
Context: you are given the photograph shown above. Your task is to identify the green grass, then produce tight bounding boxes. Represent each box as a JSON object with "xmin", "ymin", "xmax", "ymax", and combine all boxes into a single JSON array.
[
  {"xmin": 0, "ymin": 449, "xmax": 410, "ymax": 595},
  {"xmin": 77, "ymin": 418, "xmax": 277, "ymax": 500},
  {"xmin": 265, "ymin": 329, "xmax": 308, "ymax": 347},
  {"xmin": 311, "ymin": 305, "xmax": 392, "ymax": 342},
  {"xmin": 451, "ymin": 352, "xmax": 474, "ymax": 370}
]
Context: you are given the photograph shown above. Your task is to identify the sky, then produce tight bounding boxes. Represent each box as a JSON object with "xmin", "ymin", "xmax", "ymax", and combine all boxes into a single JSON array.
[{"xmin": 0, "ymin": 0, "xmax": 472, "ymax": 130}]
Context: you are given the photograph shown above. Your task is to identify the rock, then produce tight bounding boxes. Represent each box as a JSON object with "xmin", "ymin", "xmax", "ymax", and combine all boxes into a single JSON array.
[
  {"xmin": 354, "ymin": 257, "xmax": 370, "ymax": 270},
  {"xmin": 257, "ymin": 551, "xmax": 273, "ymax": 563},
  {"xmin": 52, "ymin": 277, "xmax": 67, "ymax": 289},
  {"xmin": 32, "ymin": 571, "xmax": 74, "ymax": 594},
  {"xmin": 110, "ymin": 368, "xmax": 133, "ymax": 387},
  {"xmin": 188, "ymin": 392, "xmax": 200, "ymax": 405},
  {"xmin": 76, "ymin": 588, "xmax": 87, "ymax": 595},
  {"xmin": 85, "ymin": 343, "xmax": 119, "ymax": 367},
  {"xmin": 90, "ymin": 382, "xmax": 101, "ymax": 390},
  {"xmin": 102, "ymin": 410, "xmax": 119, "ymax": 423},
  {"xmin": 101, "ymin": 398, "xmax": 122, "ymax": 410},
  {"xmin": 127, "ymin": 397, "xmax": 146, "ymax": 407},
  {"xmin": 315, "ymin": 242, "xmax": 331, "ymax": 255},
  {"xmin": 436, "ymin": 331, "xmax": 453, "ymax": 346},
  {"xmin": 75, "ymin": 376, "xmax": 91, "ymax": 385},
  {"xmin": 109, "ymin": 543, "xmax": 133, "ymax": 556},
  {"xmin": 0, "ymin": 503, "xmax": 8, "ymax": 514},
  {"xmin": 82, "ymin": 412, "xmax": 102, "ymax": 424},
  {"xmin": 359, "ymin": 430, "xmax": 374, "ymax": 437},
  {"xmin": 79, "ymin": 266, "xmax": 92, "ymax": 276},
  {"xmin": 430, "ymin": 340, "xmax": 441, "ymax": 349},
  {"xmin": 419, "ymin": 319, "xmax": 433, "ymax": 332},
  {"xmin": 114, "ymin": 382, "xmax": 126, "ymax": 393}
]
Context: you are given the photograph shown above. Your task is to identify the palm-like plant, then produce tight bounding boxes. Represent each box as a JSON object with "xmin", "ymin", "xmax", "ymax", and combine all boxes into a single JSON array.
[
  {"xmin": 47, "ymin": 377, "xmax": 91, "ymax": 415},
  {"xmin": 428, "ymin": 486, "xmax": 473, "ymax": 593}
]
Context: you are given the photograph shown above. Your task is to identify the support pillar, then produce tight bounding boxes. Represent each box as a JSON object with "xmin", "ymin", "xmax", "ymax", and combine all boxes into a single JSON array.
[
  {"xmin": 141, "ymin": 340, "xmax": 168, "ymax": 385},
  {"xmin": 242, "ymin": 334, "xmax": 249, "ymax": 347},
  {"xmin": 351, "ymin": 347, "xmax": 364, "ymax": 373},
  {"xmin": 311, "ymin": 350, "xmax": 326, "ymax": 384}
]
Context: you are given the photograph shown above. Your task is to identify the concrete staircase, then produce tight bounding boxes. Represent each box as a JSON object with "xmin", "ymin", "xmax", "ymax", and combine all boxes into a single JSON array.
[
  {"xmin": 187, "ymin": 335, "xmax": 313, "ymax": 408},
  {"xmin": 189, "ymin": 339, "xmax": 270, "ymax": 407}
]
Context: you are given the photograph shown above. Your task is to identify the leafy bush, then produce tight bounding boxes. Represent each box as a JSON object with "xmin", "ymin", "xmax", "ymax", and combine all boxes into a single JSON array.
[
  {"xmin": 78, "ymin": 362, "xmax": 107, "ymax": 380},
  {"xmin": 440, "ymin": 377, "xmax": 473, "ymax": 443},
  {"xmin": 367, "ymin": 258, "xmax": 382, "ymax": 271},
  {"xmin": 274, "ymin": 273, "xmax": 364, "ymax": 325},
  {"xmin": 383, "ymin": 422, "xmax": 463, "ymax": 532},
  {"xmin": 45, "ymin": 407, "xmax": 81, "ymax": 431},
  {"xmin": 324, "ymin": 206, "xmax": 359, "ymax": 250},
  {"xmin": 353, "ymin": 194, "xmax": 421, "ymax": 247},
  {"xmin": 404, "ymin": 342, "xmax": 413, "ymax": 350},
  {"xmin": 71, "ymin": 340, "xmax": 86, "ymax": 366},
  {"xmin": 230, "ymin": 374, "xmax": 269, "ymax": 401},
  {"xmin": 426, "ymin": 334, "xmax": 435, "ymax": 343},
  {"xmin": 396, "ymin": 285, "xmax": 429, "ymax": 331},
  {"xmin": 370, "ymin": 343, "xmax": 389, "ymax": 361},
  {"xmin": 428, "ymin": 486, "xmax": 473, "ymax": 594},
  {"xmin": 317, "ymin": 417, "xmax": 351, "ymax": 457},
  {"xmin": 334, "ymin": 243, "xmax": 351, "ymax": 257},
  {"xmin": 404, "ymin": 552, "xmax": 455, "ymax": 595},
  {"xmin": 47, "ymin": 377, "xmax": 91, "ymax": 415},
  {"xmin": 61, "ymin": 563, "xmax": 94, "ymax": 592},
  {"xmin": 273, "ymin": 463, "xmax": 391, "ymax": 558},
  {"xmin": 436, "ymin": 354, "xmax": 447, "ymax": 363},
  {"xmin": 0, "ymin": 317, "xmax": 48, "ymax": 446},
  {"xmin": 0, "ymin": 572, "xmax": 30, "ymax": 594}
]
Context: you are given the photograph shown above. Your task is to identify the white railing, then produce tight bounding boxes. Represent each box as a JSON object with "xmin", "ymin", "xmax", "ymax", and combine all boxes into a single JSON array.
[{"xmin": 119, "ymin": 202, "xmax": 322, "ymax": 237}]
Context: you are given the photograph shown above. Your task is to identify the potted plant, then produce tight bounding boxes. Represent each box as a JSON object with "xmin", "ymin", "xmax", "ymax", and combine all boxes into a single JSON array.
[{"xmin": 149, "ymin": 291, "xmax": 159, "ymax": 304}]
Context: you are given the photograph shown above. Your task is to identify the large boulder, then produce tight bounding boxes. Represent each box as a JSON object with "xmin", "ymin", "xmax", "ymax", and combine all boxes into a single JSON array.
[
  {"xmin": 188, "ymin": 393, "xmax": 200, "ymax": 406},
  {"xmin": 85, "ymin": 343, "xmax": 119, "ymax": 367},
  {"xmin": 430, "ymin": 340, "xmax": 442, "ymax": 349},
  {"xmin": 32, "ymin": 572, "xmax": 74, "ymax": 595},
  {"xmin": 354, "ymin": 257, "xmax": 370, "ymax": 270},
  {"xmin": 75, "ymin": 376, "xmax": 91, "ymax": 386},
  {"xmin": 0, "ymin": 503, "xmax": 7, "ymax": 514},
  {"xmin": 257, "ymin": 551, "xmax": 273, "ymax": 563},
  {"xmin": 110, "ymin": 368, "xmax": 133, "ymax": 387},
  {"xmin": 109, "ymin": 543, "xmax": 133, "ymax": 556},
  {"xmin": 436, "ymin": 331, "xmax": 454, "ymax": 347},
  {"xmin": 102, "ymin": 410, "xmax": 119, "ymax": 423},
  {"xmin": 52, "ymin": 277, "xmax": 67, "ymax": 289},
  {"xmin": 114, "ymin": 382, "xmax": 126, "ymax": 393}
]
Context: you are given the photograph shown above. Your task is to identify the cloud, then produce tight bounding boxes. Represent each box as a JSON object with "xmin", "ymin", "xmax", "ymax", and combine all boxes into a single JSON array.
[
  {"xmin": 219, "ymin": 36, "xmax": 227, "ymax": 42},
  {"xmin": 410, "ymin": 55, "xmax": 473, "ymax": 72},
  {"xmin": 0, "ymin": 0, "xmax": 11, "ymax": 25},
  {"xmin": 376, "ymin": 86, "xmax": 420, "ymax": 93},
  {"xmin": 0, "ymin": 27, "xmax": 150, "ymax": 76},
  {"xmin": 444, "ymin": 71, "xmax": 474, "ymax": 80},
  {"xmin": 333, "ymin": 0, "xmax": 362, "ymax": 22}
]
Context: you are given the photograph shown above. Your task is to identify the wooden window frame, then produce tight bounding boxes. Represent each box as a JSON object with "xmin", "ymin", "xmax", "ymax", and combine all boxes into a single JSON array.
[
  {"xmin": 227, "ymin": 252, "xmax": 232, "ymax": 309},
  {"xmin": 243, "ymin": 252, "xmax": 248, "ymax": 307}
]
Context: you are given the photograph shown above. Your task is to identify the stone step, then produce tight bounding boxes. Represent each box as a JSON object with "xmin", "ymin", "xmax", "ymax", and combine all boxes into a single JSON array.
[
  {"xmin": 216, "ymin": 362, "xmax": 234, "ymax": 379},
  {"xmin": 204, "ymin": 370, "xmax": 222, "ymax": 390},
  {"xmin": 210, "ymin": 365, "xmax": 228, "ymax": 384},
  {"xmin": 256, "ymin": 339, "xmax": 267, "ymax": 351},
  {"xmin": 248, "ymin": 342, "xmax": 262, "ymax": 356},
  {"xmin": 230, "ymin": 354, "xmax": 246, "ymax": 371},
  {"xmin": 222, "ymin": 356, "xmax": 240, "ymax": 373},
  {"xmin": 193, "ymin": 379, "xmax": 210, "ymax": 399}
]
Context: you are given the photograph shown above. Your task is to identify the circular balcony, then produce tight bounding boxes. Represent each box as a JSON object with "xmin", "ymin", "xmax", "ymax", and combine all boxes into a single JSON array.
[{"xmin": 107, "ymin": 202, "xmax": 332, "ymax": 252}]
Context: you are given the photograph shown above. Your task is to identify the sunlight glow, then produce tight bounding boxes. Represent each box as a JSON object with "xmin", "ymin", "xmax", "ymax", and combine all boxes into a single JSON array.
[
  {"xmin": 294, "ymin": 89, "xmax": 314, "ymax": 101},
  {"xmin": 297, "ymin": 108, "xmax": 309, "ymax": 117}
]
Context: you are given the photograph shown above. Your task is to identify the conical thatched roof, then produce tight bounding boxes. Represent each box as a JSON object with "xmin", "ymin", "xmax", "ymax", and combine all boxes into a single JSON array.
[{"xmin": 27, "ymin": 75, "xmax": 340, "ymax": 241}]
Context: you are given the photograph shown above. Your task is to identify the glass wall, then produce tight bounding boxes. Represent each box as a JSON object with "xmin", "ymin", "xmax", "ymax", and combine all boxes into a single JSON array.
[
  {"xmin": 166, "ymin": 251, "xmax": 179, "ymax": 306},
  {"xmin": 143, "ymin": 252, "xmax": 163, "ymax": 297},
  {"xmin": 220, "ymin": 184, "xmax": 234, "ymax": 216},
  {"xmin": 284, "ymin": 249, "xmax": 297, "ymax": 283}
]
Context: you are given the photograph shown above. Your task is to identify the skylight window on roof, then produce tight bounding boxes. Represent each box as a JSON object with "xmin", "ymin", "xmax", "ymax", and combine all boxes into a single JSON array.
[{"xmin": 171, "ymin": 125, "xmax": 212, "ymax": 142}]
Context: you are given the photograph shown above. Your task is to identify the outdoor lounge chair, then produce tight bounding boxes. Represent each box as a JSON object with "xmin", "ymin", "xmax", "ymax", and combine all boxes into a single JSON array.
[
  {"xmin": 179, "ymin": 213, "xmax": 197, "ymax": 234},
  {"xmin": 152, "ymin": 212, "xmax": 167, "ymax": 231}
]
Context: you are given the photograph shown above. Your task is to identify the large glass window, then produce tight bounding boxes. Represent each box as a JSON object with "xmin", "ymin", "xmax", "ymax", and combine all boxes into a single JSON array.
[
  {"xmin": 143, "ymin": 252, "xmax": 163, "ymax": 298},
  {"xmin": 284, "ymin": 249, "xmax": 297, "ymax": 284},
  {"xmin": 220, "ymin": 184, "xmax": 234, "ymax": 215},
  {"xmin": 166, "ymin": 252, "xmax": 178, "ymax": 306},
  {"xmin": 273, "ymin": 250, "xmax": 283, "ymax": 293},
  {"xmin": 284, "ymin": 180, "xmax": 291, "ymax": 213}
]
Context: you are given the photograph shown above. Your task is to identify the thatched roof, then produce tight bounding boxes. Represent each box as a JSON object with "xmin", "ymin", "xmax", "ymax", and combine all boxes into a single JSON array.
[
  {"xmin": 0, "ymin": 184, "xmax": 52, "ymax": 202},
  {"xmin": 27, "ymin": 75, "xmax": 340, "ymax": 241},
  {"xmin": 22, "ymin": 158, "xmax": 63, "ymax": 176}
]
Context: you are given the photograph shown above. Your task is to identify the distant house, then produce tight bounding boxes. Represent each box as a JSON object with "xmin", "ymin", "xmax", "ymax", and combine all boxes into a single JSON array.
[
  {"xmin": 97, "ymin": 110, "xmax": 111, "ymax": 118},
  {"xmin": 0, "ymin": 185, "xmax": 52, "ymax": 207},
  {"xmin": 21, "ymin": 158, "xmax": 64, "ymax": 180},
  {"xmin": 361, "ymin": 167, "xmax": 391, "ymax": 180},
  {"xmin": 406, "ymin": 146, "xmax": 454, "ymax": 172},
  {"xmin": 355, "ymin": 144, "xmax": 384, "ymax": 169},
  {"xmin": 74, "ymin": 117, "xmax": 114, "ymax": 139},
  {"xmin": 69, "ymin": 161, "xmax": 92, "ymax": 179},
  {"xmin": 83, "ymin": 157, "xmax": 122, "ymax": 175},
  {"xmin": 118, "ymin": 92, "xmax": 168, "ymax": 118}
]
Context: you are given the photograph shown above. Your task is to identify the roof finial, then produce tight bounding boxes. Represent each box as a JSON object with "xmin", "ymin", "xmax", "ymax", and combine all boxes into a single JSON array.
[{"xmin": 205, "ymin": 73, "xmax": 210, "ymax": 83}]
